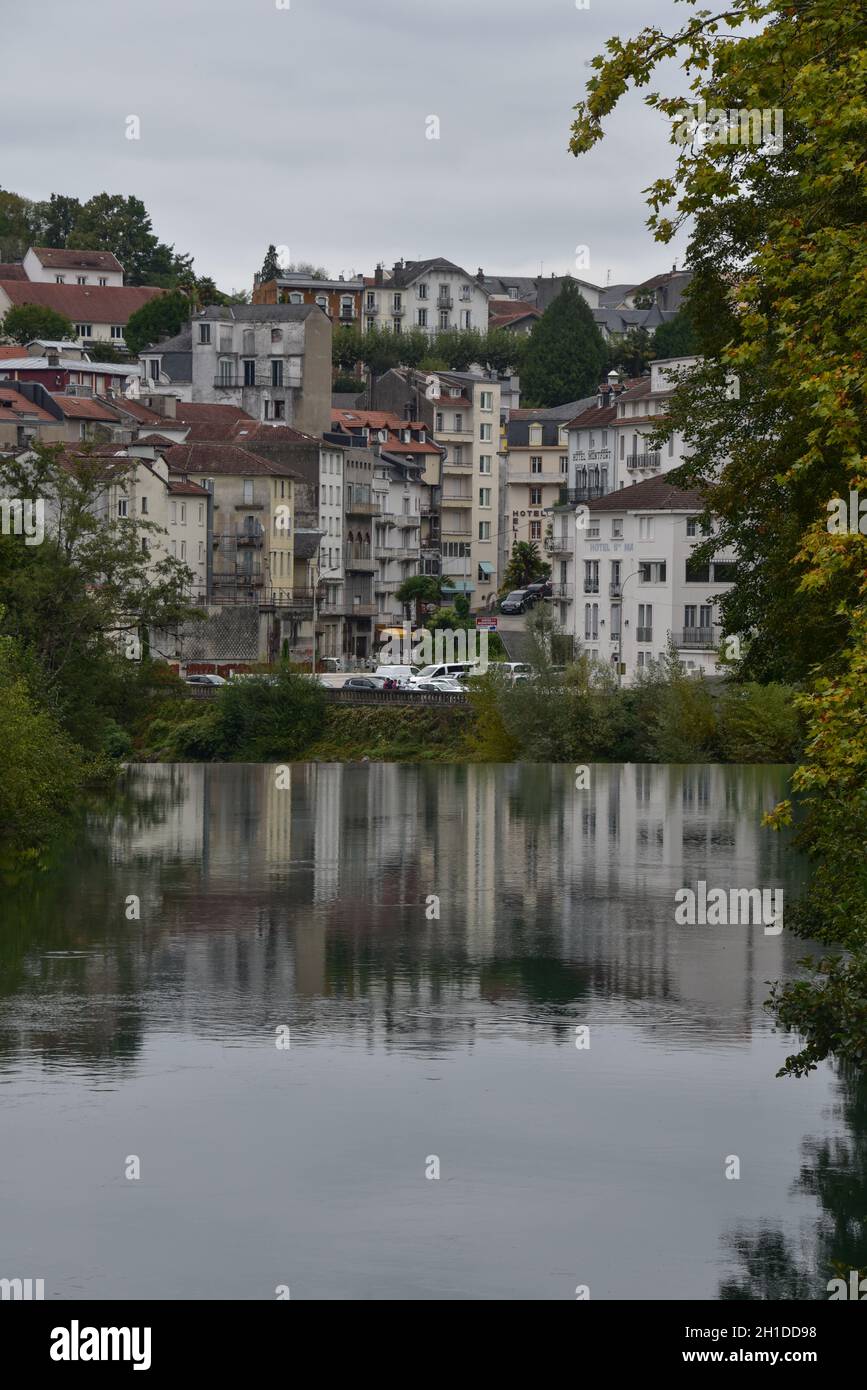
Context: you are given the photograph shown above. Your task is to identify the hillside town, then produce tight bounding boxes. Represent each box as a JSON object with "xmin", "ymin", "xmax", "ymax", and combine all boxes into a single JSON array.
[{"xmin": 0, "ymin": 245, "xmax": 727, "ymax": 682}]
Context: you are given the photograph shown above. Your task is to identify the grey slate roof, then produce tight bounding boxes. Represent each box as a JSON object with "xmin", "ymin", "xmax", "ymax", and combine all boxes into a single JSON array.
[{"xmin": 196, "ymin": 303, "xmax": 318, "ymax": 322}]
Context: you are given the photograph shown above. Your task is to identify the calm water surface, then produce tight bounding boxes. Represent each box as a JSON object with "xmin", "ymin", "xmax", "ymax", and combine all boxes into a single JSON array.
[{"xmin": 1, "ymin": 762, "xmax": 864, "ymax": 1301}]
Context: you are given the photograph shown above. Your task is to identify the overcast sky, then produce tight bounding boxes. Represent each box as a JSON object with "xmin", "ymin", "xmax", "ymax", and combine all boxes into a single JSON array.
[{"xmin": 1, "ymin": 0, "xmax": 691, "ymax": 293}]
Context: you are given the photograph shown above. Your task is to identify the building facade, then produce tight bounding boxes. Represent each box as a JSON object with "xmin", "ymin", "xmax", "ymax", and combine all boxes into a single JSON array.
[{"xmin": 362, "ymin": 259, "xmax": 489, "ymax": 337}]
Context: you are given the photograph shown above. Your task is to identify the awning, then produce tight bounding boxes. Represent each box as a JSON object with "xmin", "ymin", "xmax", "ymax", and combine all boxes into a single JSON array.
[{"xmin": 478, "ymin": 561, "xmax": 494, "ymax": 576}]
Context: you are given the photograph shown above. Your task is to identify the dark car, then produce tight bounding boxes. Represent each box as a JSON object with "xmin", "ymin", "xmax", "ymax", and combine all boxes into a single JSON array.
[
  {"xmin": 524, "ymin": 580, "xmax": 553, "ymax": 602},
  {"xmin": 343, "ymin": 676, "xmax": 387, "ymax": 690},
  {"xmin": 500, "ymin": 589, "xmax": 530, "ymax": 614}
]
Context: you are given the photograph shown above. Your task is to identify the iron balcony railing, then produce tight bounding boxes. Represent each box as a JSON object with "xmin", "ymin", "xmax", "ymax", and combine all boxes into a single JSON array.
[
  {"xmin": 609, "ymin": 582, "xmax": 622, "ymax": 597},
  {"xmin": 553, "ymin": 582, "xmax": 574, "ymax": 600},
  {"xmin": 548, "ymin": 537, "xmax": 573, "ymax": 554},
  {"xmin": 673, "ymin": 628, "xmax": 717, "ymax": 649},
  {"xmin": 626, "ymin": 452, "xmax": 661, "ymax": 469},
  {"xmin": 557, "ymin": 485, "xmax": 605, "ymax": 505},
  {"xmin": 636, "ymin": 626, "xmax": 653, "ymax": 642}
]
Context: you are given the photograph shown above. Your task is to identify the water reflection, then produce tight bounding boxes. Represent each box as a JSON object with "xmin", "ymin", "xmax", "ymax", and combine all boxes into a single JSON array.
[{"xmin": 0, "ymin": 762, "xmax": 861, "ymax": 1301}]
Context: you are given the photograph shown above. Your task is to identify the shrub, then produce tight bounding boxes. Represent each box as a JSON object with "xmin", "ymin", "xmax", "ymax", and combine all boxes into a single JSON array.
[{"xmin": 718, "ymin": 681, "xmax": 802, "ymax": 762}]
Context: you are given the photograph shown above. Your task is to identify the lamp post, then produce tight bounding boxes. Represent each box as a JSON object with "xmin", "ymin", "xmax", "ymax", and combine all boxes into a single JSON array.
[
  {"xmin": 615, "ymin": 568, "xmax": 642, "ymax": 688},
  {"xmin": 311, "ymin": 554, "xmax": 340, "ymax": 676}
]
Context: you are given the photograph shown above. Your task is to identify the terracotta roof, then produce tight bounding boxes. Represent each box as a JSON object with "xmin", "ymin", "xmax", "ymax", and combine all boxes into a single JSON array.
[
  {"xmin": 381, "ymin": 438, "xmax": 440, "ymax": 455},
  {"xmin": 332, "ymin": 409, "xmax": 419, "ymax": 431},
  {"xmin": 133, "ymin": 433, "xmax": 180, "ymax": 448},
  {"xmin": 163, "ymin": 441, "xmax": 300, "ymax": 479},
  {"xmin": 565, "ymin": 401, "xmax": 618, "ymax": 429},
  {"xmin": 0, "ymin": 264, "xmax": 27, "ymax": 280},
  {"xmin": 31, "ymin": 247, "xmax": 124, "ymax": 274},
  {"xmin": 587, "ymin": 476, "xmax": 703, "ymax": 512},
  {"xmin": 230, "ymin": 422, "xmax": 320, "ymax": 446},
  {"xmin": 0, "ymin": 345, "xmax": 27, "ymax": 359},
  {"xmin": 0, "ymin": 281, "xmax": 163, "ymax": 323},
  {"xmin": 489, "ymin": 300, "xmax": 540, "ymax": 326},
  {"xmin": 169, "ymin": 402, "xmax": 253, "ymax": 441},
  {"xmin": 50, "ymin": 395, "xmax": 122, "ymax": 421},
  {"xmin": 104, "ymin": 397, "xmax": 169, "ymax": 424},
  {"xmin": 0, "ymin": 387, "xmax": 56, "ymax": 420},
  {"xmin": 167, "ymin": 479, "xmax": 210, "ymax": 496},
  {"xmin": 617, "ymin": 378, "xmax": 653, "ymax": 401}
]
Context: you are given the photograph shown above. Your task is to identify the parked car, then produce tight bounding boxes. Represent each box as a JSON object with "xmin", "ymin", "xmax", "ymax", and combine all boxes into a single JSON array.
[
  {"xmin": 410, "ymin": 678, "xmax": 467, "ymax": 695},
  {"xmin": 489, "ymin": 662, "xmax": 534, "ymax": 682},
  {"xmin": 343, "ymin": 676, "xmax": 389, "ymax": 691},
  {"xmin": 524, "ymin": 580, "xmax": 553, "ymax": 602},
  {"xmin": 184, "ymin": 673, "xmax": 226, "ymax": 687},
  {"xmin": 499, "ymin": 590, "xmax": 530, "ymax": 615}
]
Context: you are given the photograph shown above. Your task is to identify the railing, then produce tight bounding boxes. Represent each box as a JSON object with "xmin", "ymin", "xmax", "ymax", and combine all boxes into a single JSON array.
[
  {"xmin": 391, "ymin": 304, "xmax": 405, "ymax": 316},
  {"xmin": 213, "ymin": 374, "xmax": 302, "ymax": 390},
  {"xmin": 583, "ymin": 583, "xmax": 599, "ymax": 595},
  {"xmin": 395, "ymin": 514, "xmax": 418, "ymax": 527},
  {"xmin": 326, "ymin": 687, "xmax": 468, "ymax": 707},
  {"xmin": 636, "ymin": 626, "xmax": 653, "ymax": 642},
  {"xmin": 345, "ymin": 498, "xmax": 381, "ymax": 516},
  {"xmin": 343, "ymin": 602, "xmax": 377, "ymax": 618},
  {"xmin": 364, "ymin": 302, "xmax": 379, "ymax": 314},
  {"xmin": 549, "ymin": 537, "xmax": 573, "ymax": 553},
  {"xmin": 557, "ymin": 486, "xmax": 605, "ymax": 505},
  {"xmin": 626, "ymin": 452, "xmax": 661, "ymax": 469},
  {"xmin": 553, "ymin": 582, "xmax": 574, "ymax": 600},
  {"xmin": 344, "ymin": 553, "xmax": 376, "ymax": 572},
  {"xmin": 673, "ymin": 628, "xmax": 717, "ymax": 649},
  {"xmin": 436, "ymin": 296, "xmax": 454, "ymax": 309},
  {"xmin": 609, "ymin": 582, "xmax": 622, "ymax": 597},
  {"xmin": 442, "ymin": 495, "xmax": 472, "ymax": 507},
  {"xmin": 214, "ymin": 529, "xmax": 264, "ymax": 547}
]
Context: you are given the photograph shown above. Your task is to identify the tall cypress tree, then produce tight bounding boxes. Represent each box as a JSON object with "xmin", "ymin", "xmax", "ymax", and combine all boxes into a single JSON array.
[{"xmin": 520, "ymin": 278, "xmax": 607, "ymax": 406}]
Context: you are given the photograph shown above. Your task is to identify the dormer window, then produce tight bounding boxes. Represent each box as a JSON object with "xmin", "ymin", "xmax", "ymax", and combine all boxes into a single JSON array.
[
  {"xmin": 529, "ymin": 425, "xmax": 542, "ymax": 446},
  {"xmin": 55, "ymin": 275, "xmax": 65, "ymax": 283}
]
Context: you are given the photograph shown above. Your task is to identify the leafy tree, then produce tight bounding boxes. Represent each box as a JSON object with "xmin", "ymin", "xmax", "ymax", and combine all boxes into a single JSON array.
[
  {"xmin": 0, "ymin": 443, "xmax": 198, "ymax": 749},
  {"xmin": 210, "ymin": 670, "xmax": 327, "ymax": 759},
  {"xmin": 520, "ymin": 277, "xmax": 607, "ymax": 407},
  {"xmin": 569, "ymin": 0, "xmax": 867, "ymax": 1073},
  {"xmin": 607, "ymin": 326, "xmax": 653, "ymax": 377},
  {"xmin": 1, "ymin": 303, "xmax": 74, "ymax": 345},
  {"xmin": 501, "ymin": 541, "xmax": 550, "ymax": 591},
  {"xmin": 260, "ymin": 244, "xmax": 281, "ymax": 281},
  {"xmin": 286, "ymin": 261, "xmax": 329, "ymax": 279},
  {"xmin": 36, "ymin": 193, "xmax": 82, "ymax": 247},
  {"xmin": 395, "ymin": 574, "xmax": 443, "ymax": 625},
  {"xmin": 0, "ymin": 188, "xmax": 39, "ymax": 260},
  {"xmin": 124, "ymin": 289, "xmax": 190, "ymax": 355},
  {"xmin": 652, "ymin": 305, "xmax": 698, "ymax": 359},
  {"xmin": 67, "ymin": 193, "xmax": 191, "ymax": 286}
]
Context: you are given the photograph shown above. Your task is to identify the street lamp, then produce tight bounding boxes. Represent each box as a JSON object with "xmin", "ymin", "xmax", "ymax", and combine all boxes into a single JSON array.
[
  {"xmin": 615, "ymin": 568, "xmax": 642, "ymax": 687},
  {"xmin": 311, "ymin": 551, "xmax": 340, "ymax": 676}
]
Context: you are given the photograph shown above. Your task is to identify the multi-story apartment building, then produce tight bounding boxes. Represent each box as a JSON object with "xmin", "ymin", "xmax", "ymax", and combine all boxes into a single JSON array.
[
  {"xmin": 505, "ymin": 405, "xmax": 594, "ymax": 554},
  {"xmin": 612, "ymin": 356, "xmax": 697, "ymax": 481},
  {"xmin": 362, "ymin": 259, "xmax": 490, "ymax": 337},
  {"xmin": 251, "ymin": 270, "xmax": 364, "ymax": 328},
  {"xmin": 140, "ymin": 303, "xmax": 332, "ymax": 436},
  {"xmin": 569, "ymin": 477, "xmax": 735, "ymax": 683},
  {"xmin": 370, "ymin": 369, "xmax": 502, "ymax": 608}
]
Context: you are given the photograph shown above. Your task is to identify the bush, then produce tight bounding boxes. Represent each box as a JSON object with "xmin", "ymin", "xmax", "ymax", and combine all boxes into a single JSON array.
[
  {"xmin": 718, "ymin": 681, "xmax": 802, "ymax": 762},
  {"xmin": 212, "ymin": 670, "xmax": 327, "ymax": 760}
]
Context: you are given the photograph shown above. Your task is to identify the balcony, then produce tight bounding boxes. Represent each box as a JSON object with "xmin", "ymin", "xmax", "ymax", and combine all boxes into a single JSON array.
[
  {"xmin": 436, "ymin": 295, "xmax": 454, "ymax": 309},
  {"xmin": 364, "ymin": 302, "xmax": 379, "ymax": 315},
  {"xmin": 345, "ymin": 602, "xmax": 377, "ymax": 619},
  {"xmin": 626, "ymin": 452, "xmax": 662, "ymax": 470},
  {"xmin": 213, "ymin": 528, "xmax": 264, "ymax": 548},
  {"xmin": 344, "ymin": 552, "xmax": 376, "ymax": 573},
  {"xmin": 442, "ymin": 495, "xmax": 472, "ymax": 508},
  {"xmin": 213, "ymin": 373, "xmax": 302, "ymax": 390},
  {"xmin": 609, "ymin": 582, "xmax": 622, "ymax": 597},
  {"xmin": 636, "ymin": 627, "xmax": 653, "ymax": 643},
  {"xmin": 549, "ymin": 537, "xmax": 573, "ymax": 555},
  {"xmin": 395, "ymin": 513, "xmax": 418, "ymax": 527},
  {"xmin": 557, "ymin": 486, "xmax": 605, "ymax": 506},
  {"xmin": 673, "ymin": 628, "xmax": 717, "ymax": 650},
  {"xmin": 391, "ymin": 304, "xmax": 405, "ymax": 317},
  {"xmin": 338, "ymin": 309, "xmax": 356, "ymax": 322},
  {"xmin": 553, "ymin": 582, "xmax": 574, "ymax": 601},
  {"xmin": 345, "ymin": 498, "xmax": 381, "ymax": 517},
  {"xmin": 583, "ymin": 583, "xmax": 599, "ymax": 596},
  {"xmin": 509, "ymin": 471, "xmax": 552, "ymax": 485}
]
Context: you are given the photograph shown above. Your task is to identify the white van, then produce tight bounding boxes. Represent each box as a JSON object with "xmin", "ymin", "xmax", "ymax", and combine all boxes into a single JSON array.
[
  {"xmin": 374, "ymin": 664, "xmax": 420, "ymax": 685},
  {"xmin": 408, "ymin": 661, "xmax": 479, "ymax": 686}
]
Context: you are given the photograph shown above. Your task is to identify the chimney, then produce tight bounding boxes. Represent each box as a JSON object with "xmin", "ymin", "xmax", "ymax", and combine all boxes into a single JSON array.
[{"xmin": 374, "ymin": 263, "xmax": 384, "ymax": 286}]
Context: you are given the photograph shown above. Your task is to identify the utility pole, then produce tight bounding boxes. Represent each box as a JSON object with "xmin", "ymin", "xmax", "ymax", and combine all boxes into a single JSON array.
[{"xmin": 616, "ymin": 568, "xmax": 641, "ymax": 687}]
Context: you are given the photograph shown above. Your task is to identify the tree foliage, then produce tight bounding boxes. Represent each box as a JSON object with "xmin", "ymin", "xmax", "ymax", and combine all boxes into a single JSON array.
[
  {"xmin": 520, "ymin": 277, "xmax": 607, "ymax": 407},
  {"xmin": 1, "ymin": 303, "xmax": 74, "ymax": 345},
  {"xmin": 125, "ymin": 289, "xmax": 192, "ymax": 355}
]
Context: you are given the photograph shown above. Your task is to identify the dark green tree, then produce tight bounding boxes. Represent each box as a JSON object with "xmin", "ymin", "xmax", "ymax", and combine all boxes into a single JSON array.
[
  {"xmin": 1, "ymin": 303, "xmax": 74, "ymax": 345},
  {"xmin": 501, "ymin": 541, "xmax": 550, "ymax": 591},
  {"xmin": 124, "ymin": 289, "xmax": 191, "ymax": 355},
  {"xmin": 67, "ymin": 193, "xmax": 190, "ymax": 285},
  {"xmin": 395, "ymin": 575, "xmax": 443, "ymax": 625},
  {"xmin": 520, "ymin": 278, "xmax": 607, "ymax": 407},
  {"xmin": 652, "ymin": 306, "xmax": 698, "ymax": 360},
  {"xmin": 260, "ymin": 244, "xmax": 281, "ymax": 281},
  {"xmin": 607, "ymin": 326, "xmax": 653, "ymax": 377},
  {"xmin": 35, "ymin": 193, "xmax": 82, "ymax": 247}
]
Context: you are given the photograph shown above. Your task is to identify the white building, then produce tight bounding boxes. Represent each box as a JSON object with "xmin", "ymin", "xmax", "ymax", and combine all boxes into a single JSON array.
[
  {"xmin": 570, "ymin": 476, "xmax": 735, "ymax": 683},
  {"xmin": 362, "ymin": 259, "xmax": 490, "ymax": 337},
  {"xmin": 21, "ymin": 247, "xmax": 124, "ymax": 287}
]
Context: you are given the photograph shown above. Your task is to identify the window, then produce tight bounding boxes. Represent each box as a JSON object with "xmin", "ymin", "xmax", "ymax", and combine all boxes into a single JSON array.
[
  {"xmin": 530, "ymin": 487, "xmax": 542, "ymax": 506},
  {"xmin": 340, "ymin": 296, "xmax": 354, "ymax": 318},
  {"xmin": 611, "ymin": 518, "xmax": 623, "ymax": 538},
  {"xmin": 529, "ymin": 425, "xmax": 542, "ymax": 446},
  {"xmin": 668, "ymin": 435, "xmax": 675, "ymax": 457},
  {"xmin": 478, "ymin": 521, "xmax": 491, "ymax": 540},
  {"xmin": 619, "ymin": 435, "xmax": 625, "ymax": 459},
  {"xmin": 289, "ymin": 292, "xmax": 303, "ymax": 304},
  {"xmin": 55, "ymin": 274, "xmax": 65, "ymax": 283},
  {"xmin": 686, "ymin": 517, "xmax": 711, "ymax": 537},
  {"xmin": 454, "ymin": 413, "xmax": 463, "ymax": 431},
  {"xmin": 271, "ymin": 328, "xmax": 282, "ymax": 344},
  {"xmin": 110, "ymin": 325, "xmax": 124, "ymax": 339},
  {"xmin": 271, "ymin": 359, "xmax": 284, "ymax": 387},
  {"xmin": 639, "ymin": 561, "xmax": 666, "ymax": 583},
  {"xmin": 462, "ymin": 311, "xmax": 472, "ymax": 329},
  {"xmin": 243, "ymin": 479, "xmax": 254, "ymax": 504},
  {"xmin": 99, "ymin": 277, "xmax": 108, "ymax": 286},
  {"xmin": 198, "ymin": 504, "xmax": 204, "ymax": 524},
  {"xmin": 479, "ymin": 455, "xmax": 492, "ymax": 474},
  {"xmin": 637, "ymin": 604, "xmax": 653, "ymax": 641},
  {"xmin": 435, "ymin": 412, "xmax": 444, "ymax": 431},
  {"xmin": 479, "ymin": 487, "xmax": 491, "ymax": 508},
  {"xmin": 141, "ymin": 497, "xmax": 149, "ymax": 515},
  {"xmin": 479, "ymin": 423, "xmax": 492, "ymax": 442},
  {"xmin": 417, "ymin": 283, "xmax": 428, "ymax": 300},
  {"xmin": 508, "ymin": 286, "xmax": 518, "ymax": 300},
  {"xmin": 560, "ymin": 455, "xmax": 568, "ymax": 474},
  {"xmin": 530, "ymin": 456, "xmax": 543, "ymax": 474},
  {"xmin": 199, "ymin": 542, "xmax": 205, "ymax": 562},
  {"xmin": 584, "ymin": 560, "xmax": 599, "ymax": 594},
  {"xmin": 170, "ymin": 502, "xmax": 177, "ymax": 523},
  {"xmin": 117, "ymin": 498, "xmax": 128, "ymax": 518},
  {"xmin": 418, "ymin": 308, "xmax": 428, "ymax": 328},
  {"xmin": 77, "ymin": 276, "xmax": 87, "ymax": 285},
  {"xmin": 530, "ymin": 520, "xmax": 541, "ymax": 540},
  {"xmin": 585, "ymin": 603, "xmax": 599, "ymax": 640},
  {"xmin": 75, "ymin": 323, "xmax": 92, "ymax": 338},
  {"xmin": 180, "ymin": 503, "xmax": 186, "ymax": 524},
  {"xmin": 149, "ymin": 360, "xmax": 160, "ymax": 381},
  {"xmin": 217, "ymin": 358, "xmax": 233, "ymax": 385},
  {"xmin": 439, "ymin": 311, "xmax": 449, "ymax": 330},
  {"xmin": 638, "ymin": 516, "xmax": 654, "ymax": 540},
  {"xmin": 180, "ymin": 541, "xmax": 186, "ymax": 560},
  {"xmin": 141, "ymin": 538, "xmax": 148, "ymax": 555},
  {"xmin": 243, "ymin": 359, "xmax": 255, "ymax": 386},
  {"xmin": 686, "ymin": 558, "xmax": 711, "ymax": 583},
  {"xmin": 453, "ymin": 445, "xmax": 463, "ymax": 464},
  {"xmin": 392, "ymin": 294, "xmax": 402, "ymax": 311},
  {"xmin": 712, "ymin": 560, "xmax": 737, "ymax": 583},
  {"xmin": 199, "ymin": 323, "xmax": 211, "ymax": 344},
  {"xmin": 316, "ymin": 295, "xmax": 328, "ymax": 310}
]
